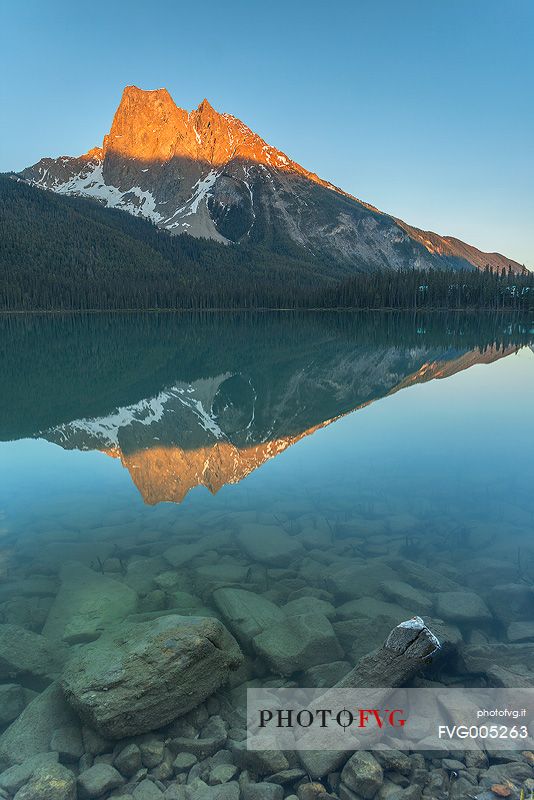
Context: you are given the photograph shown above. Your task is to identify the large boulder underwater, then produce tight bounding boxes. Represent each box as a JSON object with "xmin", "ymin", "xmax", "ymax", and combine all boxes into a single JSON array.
[{"xmin": 61, "ymin": 614, "xmax": 243, "ymax": 739}]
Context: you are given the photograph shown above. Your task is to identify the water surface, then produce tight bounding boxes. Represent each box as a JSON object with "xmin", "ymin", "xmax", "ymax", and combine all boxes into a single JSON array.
[{"xmin": 1, "ymin": 311, "xmax": 533, "ymax": 786}]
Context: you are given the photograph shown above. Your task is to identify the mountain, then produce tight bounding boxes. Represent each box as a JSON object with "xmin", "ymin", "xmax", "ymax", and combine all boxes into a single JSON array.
[{"xmin": 18, "ymin": 85, "xmax": 526, "ymax": 275}]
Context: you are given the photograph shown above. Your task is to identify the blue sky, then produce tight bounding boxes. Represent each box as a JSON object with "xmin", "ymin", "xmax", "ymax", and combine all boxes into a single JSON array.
[{"xmin": 1, "ymin": 0, "xmax": 532, "ymax": 266}]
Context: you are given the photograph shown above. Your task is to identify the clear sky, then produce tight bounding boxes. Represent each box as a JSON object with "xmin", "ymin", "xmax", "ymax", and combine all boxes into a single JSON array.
[{"xmin": 1, "ymin": 0, "xmax": 532, "ymax": 266}]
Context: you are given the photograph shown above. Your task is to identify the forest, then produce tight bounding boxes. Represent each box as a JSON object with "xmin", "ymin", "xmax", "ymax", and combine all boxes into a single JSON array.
[{"xmin": 1, "ymin": 174, "xmax": 533, "ymax": 312}]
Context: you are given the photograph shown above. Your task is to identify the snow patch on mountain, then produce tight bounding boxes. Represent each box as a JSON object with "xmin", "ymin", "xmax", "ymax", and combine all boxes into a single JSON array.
[
  {"xmin": 161, "ymin": 169, "xmax": 229, "ymax": 241},
  {"xmin": 44, "ymin": 374, "xmax": 239, "ymax": 449},
  {"xmin": 29, "ymin": 160, "xmax": 164, "ymax": 224}
]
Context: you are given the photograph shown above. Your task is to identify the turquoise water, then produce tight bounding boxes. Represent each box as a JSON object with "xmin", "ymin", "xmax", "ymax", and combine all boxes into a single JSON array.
[
  {"xmin": 2, "ymin": 313, "xmax": 533, "ymax": 541},
  {"xmin": 0, "ymin": 311, "xmax": 533, "ymax": 792}
]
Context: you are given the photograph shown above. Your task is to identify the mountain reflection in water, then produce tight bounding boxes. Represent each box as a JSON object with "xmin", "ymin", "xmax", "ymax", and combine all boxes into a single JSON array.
[{"xmin": 1, "ymin": 311, "xmax": 532, "ymax": 504}]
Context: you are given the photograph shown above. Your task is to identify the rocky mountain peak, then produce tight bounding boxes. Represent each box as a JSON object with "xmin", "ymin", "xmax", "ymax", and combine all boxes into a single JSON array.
[
  {"xmin": 196, "ymin": 98, "xmax": 216, "ymax": 115},
  {"xmin": 99, "ymin": 87, "xmax": 266, "ymax": 169},
  {"xmin": 112, "ymin": 85, "xmax": 180, "ymax": 129},
  {"xmin": 103, "ymin": 85, "xmax": 188, "ymax": 163}
]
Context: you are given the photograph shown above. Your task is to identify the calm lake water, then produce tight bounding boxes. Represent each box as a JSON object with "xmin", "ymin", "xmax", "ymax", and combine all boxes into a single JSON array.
[{"xmin": 1, "ymin": 311, "xmax": 534, "ymax": 790}]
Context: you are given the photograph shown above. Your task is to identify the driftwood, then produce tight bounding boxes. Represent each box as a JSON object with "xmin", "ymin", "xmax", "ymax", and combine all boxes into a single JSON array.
[
  {"xmin": 299, "ymin": 617, "xmax": 440, "ymax": 778},
  {"xmin": 335, "ymin": 616, "xmax": 440, "ymax": 689}
]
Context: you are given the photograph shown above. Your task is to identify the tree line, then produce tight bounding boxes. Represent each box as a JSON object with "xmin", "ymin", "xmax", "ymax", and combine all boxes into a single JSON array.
[{"xmin": 1, "ymin": 174, "xmax": 533, "ymax": 312}]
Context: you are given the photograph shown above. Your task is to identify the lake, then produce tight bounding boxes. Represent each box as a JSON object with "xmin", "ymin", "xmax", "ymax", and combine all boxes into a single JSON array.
[{"xmin": 1, "ymin": 311, "xmax": 533, "ymax": 791}]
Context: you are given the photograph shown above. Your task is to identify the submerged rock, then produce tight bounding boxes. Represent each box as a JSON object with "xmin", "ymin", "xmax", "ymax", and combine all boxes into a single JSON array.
[
  {"xmin": 0, "ymin": 683, "xmax": 80, "ymax": 769},
  {"xmin": 49, "ymin": 724, "xmax": 84, "ymax": 762},
  {"xmin": 385, "ymin": 558, "xmax": 461, "ymax": 592},
  {"xmin": 507, "ymin": 620, "xmax": 534, "ymax": 643},
  {"xmin": 340, "ymin": 752, "xmax": 383, "ymax": 799},
  {"xmin": 195, "ymin": 563, "xmax": 250, "ymax": 590},
  {"xmin": 243, "ymin": 783, "xmax": 283, "ymax": 800},
  {"xmin": 380, "ymin": 580, "xmax": 432, "ymax": 614},
  {"xmin": 336, "ymin": 596, "xmax": 410, "ymax": 623},
  {"xmin": 435, "ymin": 591, "xmax": 492, "ymax": 623},
  {"xmin": 283, "ymin": 597, "xmax": 336, "ymax": 619},
  {"xmin": 303, "ymin": 660, "xmax": 352, "ymax": 687},
  {"xmin": 62, "ymin": 615, "xmax": 243, "ymax": 738},
  {"xmin": 169, "ymin": 720, "xmax": 228, "ymax": 759},
  {"xmin": 267, "ymin": 769, "xmax": 306, "ymax": 785},
  {"xmin": 213, "ymin": 588, "xmax": 285, "ymax": 647},
  {"xmin": 124, "ymin": 557, "xmax": 169, "ymax": 595},
  {"xmin": 0, "ymin": 752, "xmax": 59, "ymax": 795},
  {"xmin": 230, "ymin": 739, "xmax": 289, "ymax": 775},
  {"xmin": 163, "ymin": 532, "xmax": 228, "ymax": 568},
  {"xmin": 0, "ymin": 576, "xmax": 58, "ymax": 602},
  {"xmin": 188, "ymin": 781, "xmax": 240, "ymax": 800},
  {"xmin": 0, "ymin": 623, "xmax": 67, "ymax": 681},
  {"xmin": 81, "ymin": 724, "xmax": 112, "ymax": 756},
  {"xmin": 0, "ymin": 683, "xmax": 26, "ymax": 725},
  {"xmin": 373, "ymin": 750, "xmax": 412, "ymax": 775},
  {"xmin": 296, "ymin": 782, "xmax": 328, "ymax": 800},
  {"xmin": 12, "ymin": 761, "xmax": 76, "ymax": 800},
  {"xmin": 421, "ymin": 617, "xmax": 462, "ymax": 650},
  {"xmin": 459, "ymin": 642, "xmax": 534, "ymax": 679},
  {"xmin": 138, "ymin": 733, "xmax": 166, "ymax": 767},
  {"xmin": 325, "ymin": 561, "xmax": 399, "ymax": 601},
  {"xmin": 333, "ymin": 617, "xmax": 393, "ymax": 660},
  {"xmin": 252, "ymin": 612, "xmax": 343, "ymax": 675},
  {"xmin": 172, "ymin": 752, "xmax": 198, "ymax": 773},
  {"xmin": 77, "ymin": 763, "xmax": 124, "ymax": 798},
  {"xmin": 209, "ymin": 764, "xmax": 238, "ymax": 785},
  {"xmin": 236, "ymin": 525, "xmax": 304, "ymax": 566},
  {"xmin": 114, "ymin": 743, "xmax": 142, "ymax": 776},
  {"xmin": 133, "ymin": 779, "xmax": 165, "ymax": 799},
  {"xmin": 487, "ymin": 583, "xmax": 534, "ymax": 623},
  {"xmin": 479, "ymin": 761, "xmax": 534, "ymax": 789},
  {"xmin": 43, "ymin": 562, "xmax": 138, "ymax": 644},
  {"xmin": 0, "ymin": 595, "xmax": 53, "ymax": 632}
]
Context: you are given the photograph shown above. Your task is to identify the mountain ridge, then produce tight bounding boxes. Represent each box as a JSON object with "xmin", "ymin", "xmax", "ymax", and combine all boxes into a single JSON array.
[{"xmin": 17, "ymin": 85, "xmax": 527, "ymax": 274}]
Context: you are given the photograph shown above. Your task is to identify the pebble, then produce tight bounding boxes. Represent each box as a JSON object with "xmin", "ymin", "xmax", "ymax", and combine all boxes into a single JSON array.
[
  {"xmin": 266, "ymin": 770, "xmax": 306, "ymax": 785},
  {"xmin": 340, "ymin": 752, "xmax": 383, "ymax": 800},
  {"xmin": 77, "ymin": 763, "xmax": 124, "ymax": 799},
  {"xmin": 133, "ymin": 779, "xmax": 166, "ymax": 799},
  {"xmin": 209, "ymin": 765, "xmax": 239, "ymax": 785},
  {"xmin": 139, "ymin": 736, "xmax": 166, "ymax": 768},
  {"xmin": 115, "ymin": 743, "xmax": 142, "ymax": 777},
  {"xmin": 242, "ymin": 784, "xmax": 284, "ymax": 800},
  {"xmin": 11, "ymin": 763, "xmax": 76, "ymax": 800},
  {"xmin": 297, "ymin": 782, "xmax": 327, "ymax": 800},
  {"xmin": 0, "ymin": 753, "xmax": 59, "ymax": 795},
  {"xmin": 173, "ymin": 753, "xmax": 199, "ymax": 773}
]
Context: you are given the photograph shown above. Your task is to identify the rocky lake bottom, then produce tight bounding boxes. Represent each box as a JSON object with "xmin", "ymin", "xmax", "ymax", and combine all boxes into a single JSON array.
[
  {"xmin": 1, "ymin": 496, "xmax": 534, "ymax": 800},
  {"xmin": 0, "ymin": 312, "xmax": 533, "ymax": 800}
]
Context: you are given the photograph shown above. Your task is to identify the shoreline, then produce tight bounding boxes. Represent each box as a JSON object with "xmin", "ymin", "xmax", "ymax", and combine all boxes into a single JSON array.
[{"xmin": 1, "ymin": 306, "xmax": 532, "ymax": 316}]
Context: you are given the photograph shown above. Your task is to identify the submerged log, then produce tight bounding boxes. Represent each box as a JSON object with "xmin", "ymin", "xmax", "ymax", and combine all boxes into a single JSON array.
[
  {"xmin": 335, "ymin": 615, "xmax": 440, "ymax": 689},
  {"xmin": 298, "ymin": 617, "xmax": 440, "ymax": 779}
]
